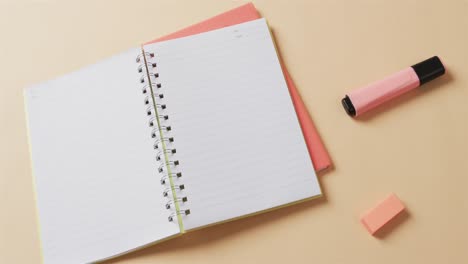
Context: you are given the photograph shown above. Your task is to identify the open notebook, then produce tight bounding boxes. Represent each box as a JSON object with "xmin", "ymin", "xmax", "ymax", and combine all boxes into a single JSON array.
[{"xmin": 25, "ymin": 19, "xmax": 321, "ymax": 264}]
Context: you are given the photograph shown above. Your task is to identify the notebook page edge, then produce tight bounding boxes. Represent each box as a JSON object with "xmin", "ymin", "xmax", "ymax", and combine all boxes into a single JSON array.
[
  {"xmin": 93, "ymin": 232, "xmax": 183, "ymax": 263},
  {"xmin": 184, "ymin": 193, "xmax": 322, "ymax": 232},
  {"xmin": 23, "ymin": 91, "xmax": 46, "ymax": 264},
  {"xmin": 142, "ymin": 18, "xmax": 266, "ymax": 51}
]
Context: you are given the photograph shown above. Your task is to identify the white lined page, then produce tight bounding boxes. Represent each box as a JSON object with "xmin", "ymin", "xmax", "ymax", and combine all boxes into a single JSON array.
[
  {"xmin": 25, "ymin": 48, "xmax": 180, "ymax": 264},
  {"xmin": 143, "ymin": 19, "xmax": 321, "ymax": 230}
]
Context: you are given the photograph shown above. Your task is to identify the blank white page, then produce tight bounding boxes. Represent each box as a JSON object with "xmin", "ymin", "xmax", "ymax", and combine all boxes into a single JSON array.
[
  {"xmin": 25, "ymin": 48, "xmax": 180, "ymax": 264},
  {"xmin": 143, "ymin": 19, "xmax": 321, "ymax": 231}
]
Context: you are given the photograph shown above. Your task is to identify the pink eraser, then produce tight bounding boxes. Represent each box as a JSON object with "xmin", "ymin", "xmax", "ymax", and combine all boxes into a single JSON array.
[{"xmin": 360, "ymin": 193, "xmax": 405, "ymax": 235}]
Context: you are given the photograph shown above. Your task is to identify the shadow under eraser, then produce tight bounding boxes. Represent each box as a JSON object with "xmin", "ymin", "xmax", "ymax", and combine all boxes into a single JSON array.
[
  {"xmin": 342, "ymin": 56, "xmax": 446, "ymax": 117},
  {"xmin": 360, "ymin": 193, "xmax": 406, "ymax": 235}
]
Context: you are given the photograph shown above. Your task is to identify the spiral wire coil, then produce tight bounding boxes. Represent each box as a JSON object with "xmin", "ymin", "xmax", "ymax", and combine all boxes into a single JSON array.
[{"xmin": 136, "ymin": 51, "xmax": 190, "ymax": 223}]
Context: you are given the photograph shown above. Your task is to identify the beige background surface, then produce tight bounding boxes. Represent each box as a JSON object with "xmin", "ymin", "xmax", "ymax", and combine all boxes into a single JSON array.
[{"xmin": 1, "ymin": 0, "xmax": 467, "ymax": 263}]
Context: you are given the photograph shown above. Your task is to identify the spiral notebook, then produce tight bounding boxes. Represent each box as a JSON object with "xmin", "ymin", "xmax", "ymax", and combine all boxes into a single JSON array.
[{"xmin": 24, "ymin": 19, "xmax": 321, "ymax": 264}]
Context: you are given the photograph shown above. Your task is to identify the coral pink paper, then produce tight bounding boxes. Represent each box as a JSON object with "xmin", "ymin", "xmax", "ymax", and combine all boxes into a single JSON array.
[{"xmin": 145, "ymin": 3, "xmax": 331, "ymax": 171}]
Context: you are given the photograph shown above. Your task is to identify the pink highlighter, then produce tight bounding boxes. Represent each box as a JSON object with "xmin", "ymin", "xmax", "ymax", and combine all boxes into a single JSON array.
[{"xmin": 342, "ymin": 56, "xmax": 445, "ymax": 117}]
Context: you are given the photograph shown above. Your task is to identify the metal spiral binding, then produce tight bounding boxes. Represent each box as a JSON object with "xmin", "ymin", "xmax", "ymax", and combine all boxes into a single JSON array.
[
  {"xmin": 153, "ymin": 137, "xmax": 174, "ymax": 149},
  {"xmin": 136, "ymin": 50, "xmax": 190, "ymax": 223},
  {"xmin": 168, "ymin": 210, "xmax": 191, "ymax": 223},
  {"xmin": 166, "ymin": 197, "xmax": 188, "ymax": 209}
]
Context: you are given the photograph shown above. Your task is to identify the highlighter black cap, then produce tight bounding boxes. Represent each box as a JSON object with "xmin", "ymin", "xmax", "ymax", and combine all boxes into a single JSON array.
[
  {"xmin": 411, "ymin": 56, "xmax": 445, "ymax": 85},
  {"xmin": 342, "ymin": 95, "xmax": 356, "ymax": 116}
]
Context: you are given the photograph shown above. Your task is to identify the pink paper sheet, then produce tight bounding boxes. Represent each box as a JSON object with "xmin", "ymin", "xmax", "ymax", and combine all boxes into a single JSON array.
[{"xmin": 146, "ymin": 3, "xmax": 331, "ymax": 171}]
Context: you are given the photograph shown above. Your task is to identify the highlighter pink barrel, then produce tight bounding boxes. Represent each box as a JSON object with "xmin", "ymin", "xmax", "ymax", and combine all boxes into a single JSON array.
[{"xmin": 342, "ymin": 56, "xmax": 445, "ymax": 117}]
